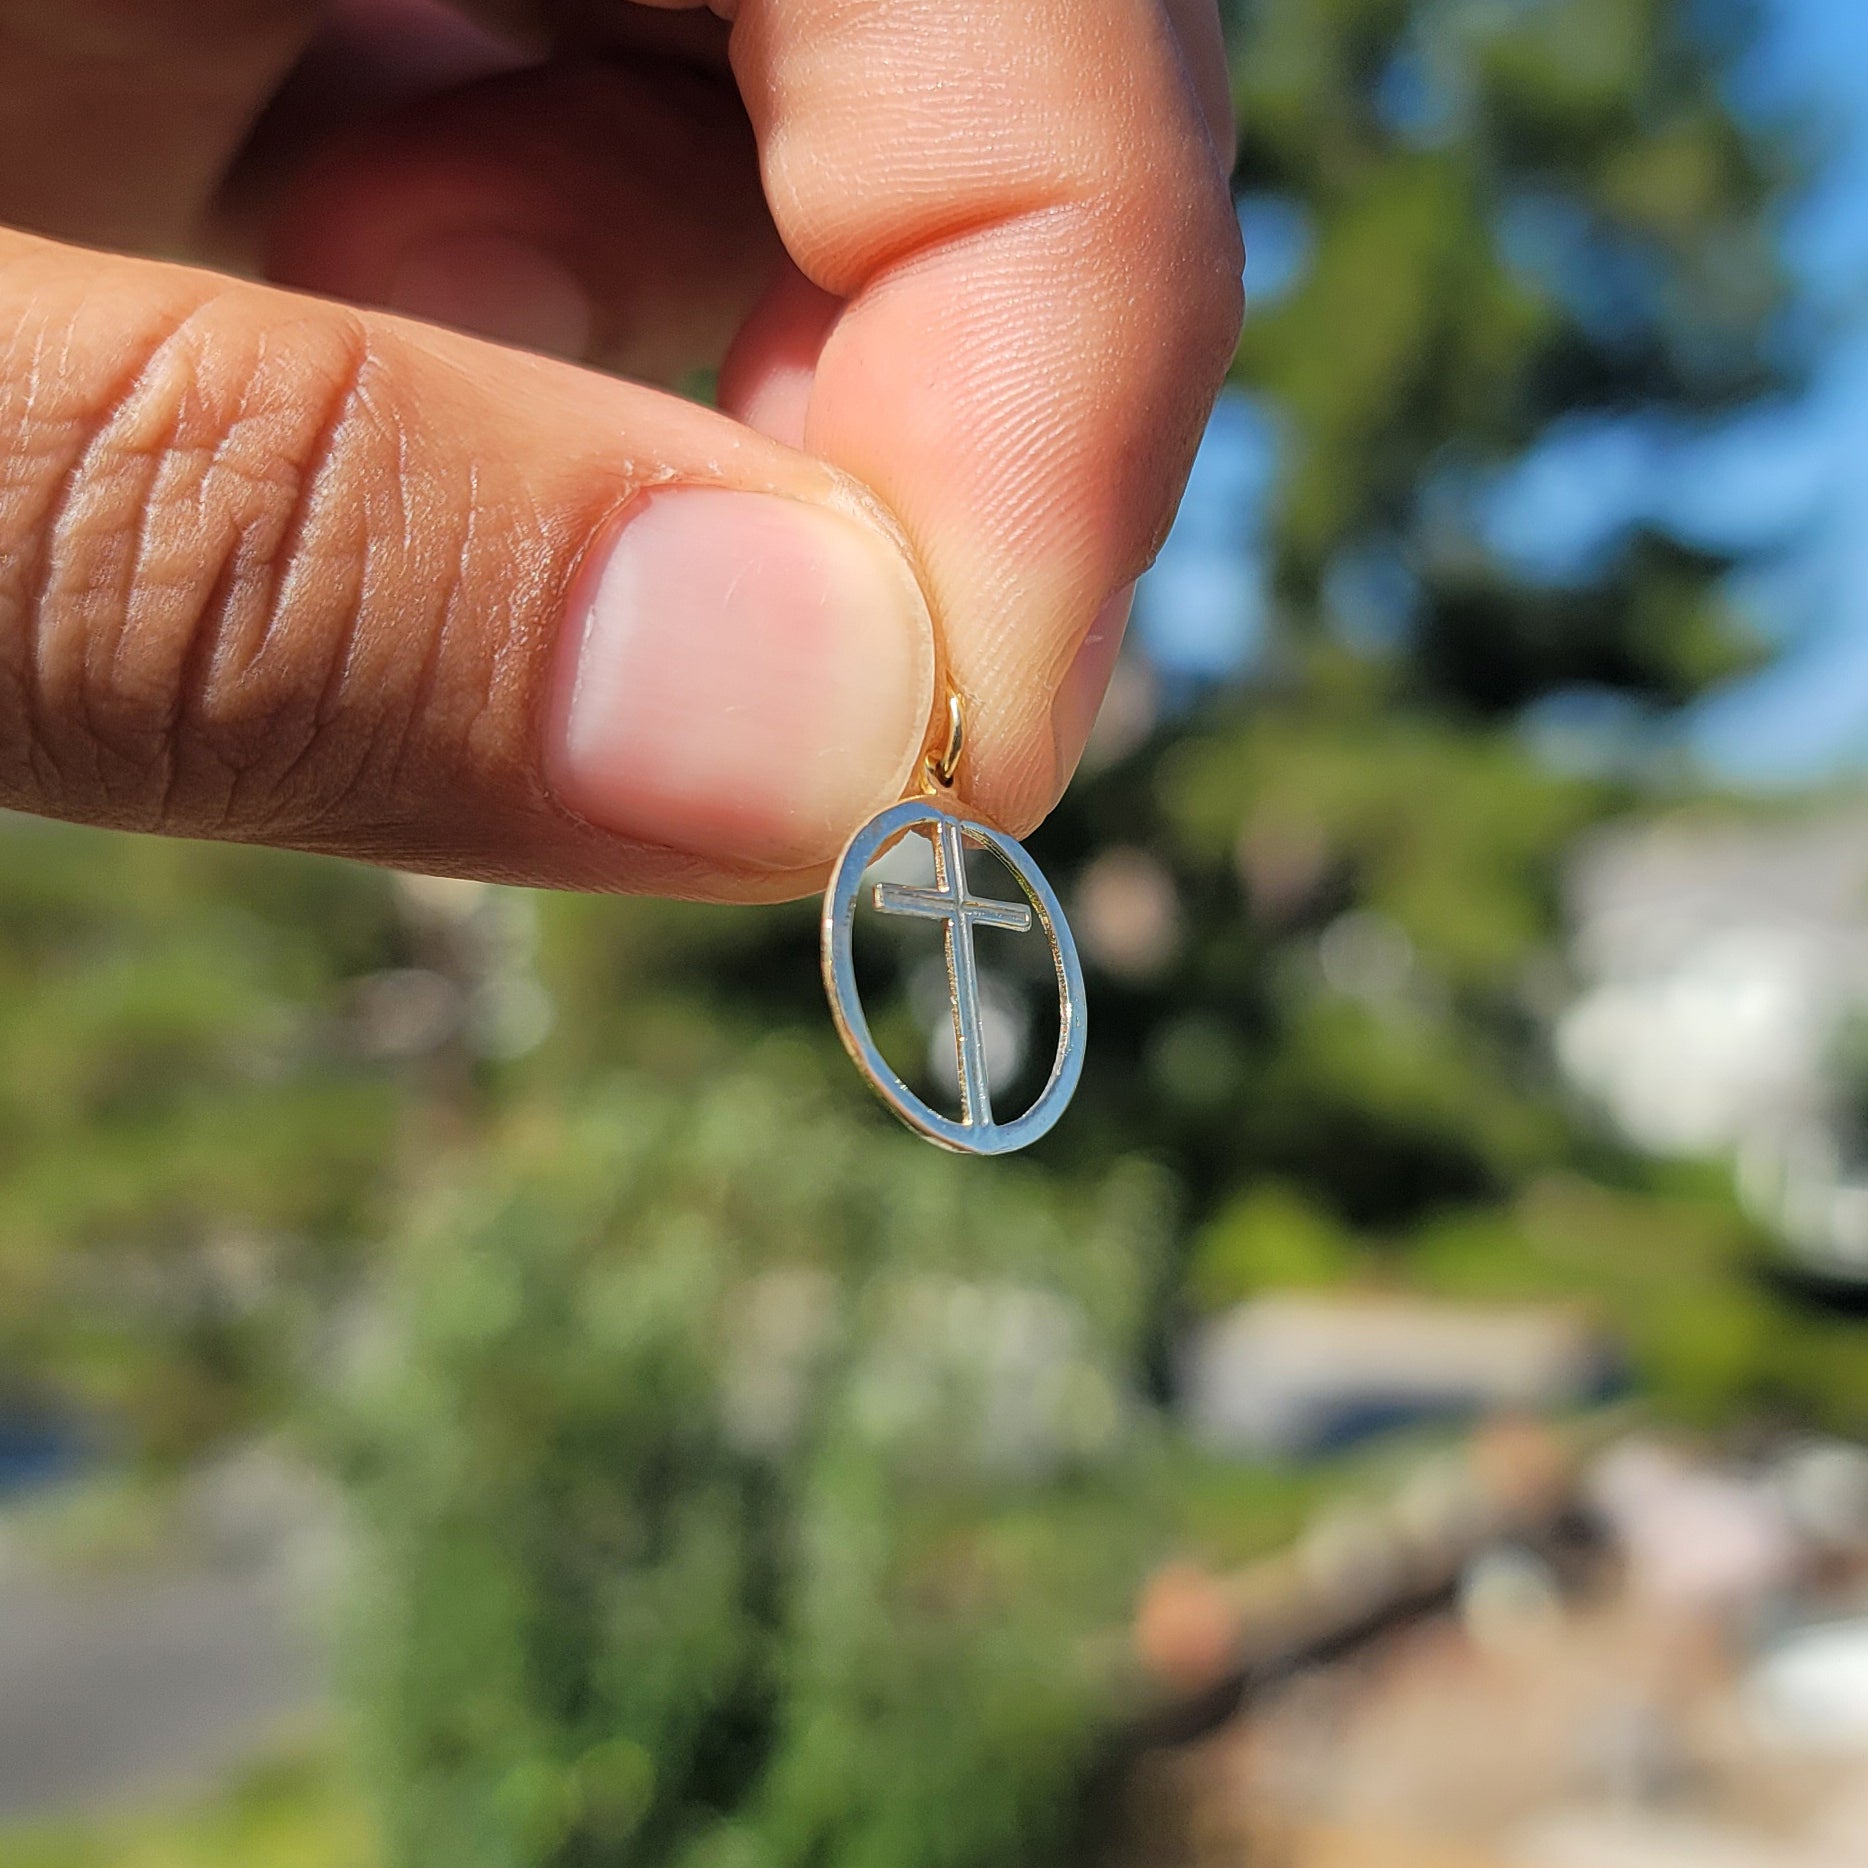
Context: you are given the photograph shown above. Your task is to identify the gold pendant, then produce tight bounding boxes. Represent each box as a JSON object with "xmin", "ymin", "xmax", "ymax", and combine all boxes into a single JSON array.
[{"xmin": 820, "ymin": 697, "xmax": 1086, "ymax": 1155}]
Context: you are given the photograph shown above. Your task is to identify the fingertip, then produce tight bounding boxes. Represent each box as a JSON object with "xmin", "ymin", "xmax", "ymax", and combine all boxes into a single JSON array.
[
  {"xmin": 264, "ymin": 59, "xmax": 777, "ymax": 382},
  {"xmin": 718, "ymin": 260, "xmax": 841, "ymax": 447},
  {"xmin": 725, "ymin": 0, "xmax": 1241, "ymax": 836},
  {"xmin": 1052, "ymin": 585, "xmax": 1136, "ymax": 794}
]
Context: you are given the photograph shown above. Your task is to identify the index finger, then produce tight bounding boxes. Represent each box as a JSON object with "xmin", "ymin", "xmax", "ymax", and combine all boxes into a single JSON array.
[{"xmin": 720, "ymin": 0, "xmax": 1243, "ymax": 833}]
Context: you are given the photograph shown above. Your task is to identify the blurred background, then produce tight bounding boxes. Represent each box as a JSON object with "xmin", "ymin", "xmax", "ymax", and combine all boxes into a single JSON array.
[{"xmin": 7, "ymin": 0, "xmax": 1868, "ymax": 1863}]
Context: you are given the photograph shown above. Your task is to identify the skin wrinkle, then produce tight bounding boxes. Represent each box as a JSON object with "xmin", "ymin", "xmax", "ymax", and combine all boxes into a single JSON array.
[
  {"xmin": 463, "ymin": 497, "xmax": 547, "ymax": 795},
  {"xmin": 18, "ymin": 293, "xmax": 216, "ymax": 811},
  {"xmin": 491, "ymin": 473, "xmax": 567, "ymax": 779},
  {"xmin": 241, "ymin": 315, "xmax": 371, "ymax": 717},
  {"xmin": 299, "ymin": 365, "xmax": 421, "ymax": 830},
  {"xmin": 744, "ymin": 5, "xmax": 1210, "ymax": 279},
  {"xmin": 125, "ymin": 318, "xmax": 285, "ymax": 700},
  {"xmin": 156, "ymin": 521, "xmax": 251, "ymax": 829},
  {"xmin": 84, "ymin": 316, "xmax": 287, "ymax": 710},
  {"xmin": 771, "ymin": 162, "xmax": 1098, "ymax": 304},
  {"xmin": 148, "ymin": 314, "xmax": 365, "ymax": 827},
  {"xmin": 460, "ymin": 482, "xmax": 557, "ymax": 784},
  {"xmin": 228, "ymin": 329, "xmax": 380, "ymax": 832},
  {"xmin": 0, "ymin": 315, "xmax": 45, "ymax": 773},
  {"xmin": 20, "ymin": 282, "xmax": 420, "ymax": 840},
  {"xmin": 99, "ymin": 356, "xmax": 258, "ymax": 819},
  {"xmin": 342, "ymin": 380, "xmax": 558, "ymax": 842},
  {"xmin": 384, "ymin": 454, "xmax": 480, "ymax": 810}
]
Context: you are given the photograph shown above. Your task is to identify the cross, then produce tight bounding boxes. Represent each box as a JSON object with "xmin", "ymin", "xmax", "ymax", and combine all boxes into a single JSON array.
[{"xmin": 873, "ymin": 816, "xmax": 1034, "ymax": 1127}]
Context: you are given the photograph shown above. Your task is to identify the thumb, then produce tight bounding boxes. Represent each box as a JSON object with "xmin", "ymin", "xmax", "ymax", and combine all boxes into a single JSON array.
[{"xmin": 0, "ymin": 230, "xmax": 936, "ymax": 898}]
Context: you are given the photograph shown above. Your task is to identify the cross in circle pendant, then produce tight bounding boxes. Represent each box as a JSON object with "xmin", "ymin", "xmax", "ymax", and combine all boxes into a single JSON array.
[
  {"xmin": 872, "ymin": 815, "xmax": 1033, "ymax": 1128},
  {"xmin": 822, "ymin": 796, "xmax": 1086, "ymax": 1155}
]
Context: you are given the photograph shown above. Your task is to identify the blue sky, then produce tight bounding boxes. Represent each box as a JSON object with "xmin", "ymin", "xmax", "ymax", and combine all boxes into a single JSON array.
[
  {"xmin": 1137, "ymin": 0, "xmax": 1868, "ymax": 787},
  {"xmin": 1693, "ymin": 0, "xmax": 1868, "ymax": 781}
]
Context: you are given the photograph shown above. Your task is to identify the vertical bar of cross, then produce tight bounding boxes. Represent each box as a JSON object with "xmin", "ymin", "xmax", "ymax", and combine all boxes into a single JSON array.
[
  {"xmin": 938, "ymin": 820, "xmax": 994, "ymax": 1125},
  {"xmin": 871, "ymin": 819, "xmax": 1033, "ymax": 1128}
]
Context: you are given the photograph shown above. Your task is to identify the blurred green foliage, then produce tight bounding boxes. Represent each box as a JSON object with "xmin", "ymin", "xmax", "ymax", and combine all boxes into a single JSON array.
[
  {"xmin": 339, "ymin": 1068, "xmax": 1168, "ymax": 1868},
  {"xmin": 0, "ymin": 822, "xmax": 407, "ymax": 1455},
  {"xmin": 5, "ymin": 1749, "xmax": 374, "ymax": 1868}
]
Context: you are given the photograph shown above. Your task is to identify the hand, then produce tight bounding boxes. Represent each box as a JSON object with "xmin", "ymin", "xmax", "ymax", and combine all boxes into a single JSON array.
[{"xmin": 0, "ymin": 0, "xmax": 1241, "ymax": 897}]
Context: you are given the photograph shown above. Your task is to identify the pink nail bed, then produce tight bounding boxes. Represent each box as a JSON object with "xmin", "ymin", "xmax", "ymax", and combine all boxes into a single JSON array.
[{"xmin": 547, "ymin": 489, "xmax": 931, "ymax": 871}]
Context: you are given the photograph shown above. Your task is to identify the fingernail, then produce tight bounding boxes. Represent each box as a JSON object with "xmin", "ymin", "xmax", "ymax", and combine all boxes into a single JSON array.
[
  {"xmin": 547, "ymin": 489, "xmax": 934, "ymax": 871},
  {"xmin": 386, "ymin": 230, "xmax": 594, "ymax": 360},
  {"xmin": 1051, "ymin": 585, "xmax": 1135, "ymax": 786}
]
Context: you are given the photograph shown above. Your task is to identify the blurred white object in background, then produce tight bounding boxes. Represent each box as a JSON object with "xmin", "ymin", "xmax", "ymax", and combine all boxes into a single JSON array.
[
  {"xmin": 1558, "ymin": 814, "xmax": 1868, "ymax": 1154},
  {"xmin": 1511, "ymin": 1806, "xmax": 1835, "ymax": 1868},
  {"xmin": 1458, "ymin": 1543, "xmax": 1566, "ymax": 1655},
  {"xmin": 1317, "ymin": 909, "xmax": 1416, "ymax": 1008},
  {"xmin": 1588, "ymin": 1440, "xmax": 1801, "ymax": 1611},
  {"xmin": 1559, "ymin": 922, "xmax": 1827, "ymax": 1156},
  {"xmin": 1181, "ymin": 1294, "xmax": 1609, "ymax": 1456},
  {"xmin": 1746, "ymin": 1618, "xmax": 1868, "ymax": 1753},
  {"xmin": 1561, "ymin": 810, "xmax": 1868, "ymax": 1277},
  {"xmin": 1560, "ymin": 813, "xmax": 1868, "ymax": 1150},
  {"xmin": 1774, "ymin": 1438, "xmax": 1868, "ymax": 1553}
]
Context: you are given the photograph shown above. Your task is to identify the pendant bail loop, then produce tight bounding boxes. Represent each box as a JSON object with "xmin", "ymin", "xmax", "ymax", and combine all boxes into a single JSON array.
[{"xmin": 923, "ymin": 691, "xmax": 965, "ymax": 794}]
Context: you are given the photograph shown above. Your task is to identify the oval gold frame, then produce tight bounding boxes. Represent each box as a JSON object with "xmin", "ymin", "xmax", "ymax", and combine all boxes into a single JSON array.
[{"xmin": 821, "ymin": 799, "xmax": 1087, "ymax": 1155}]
